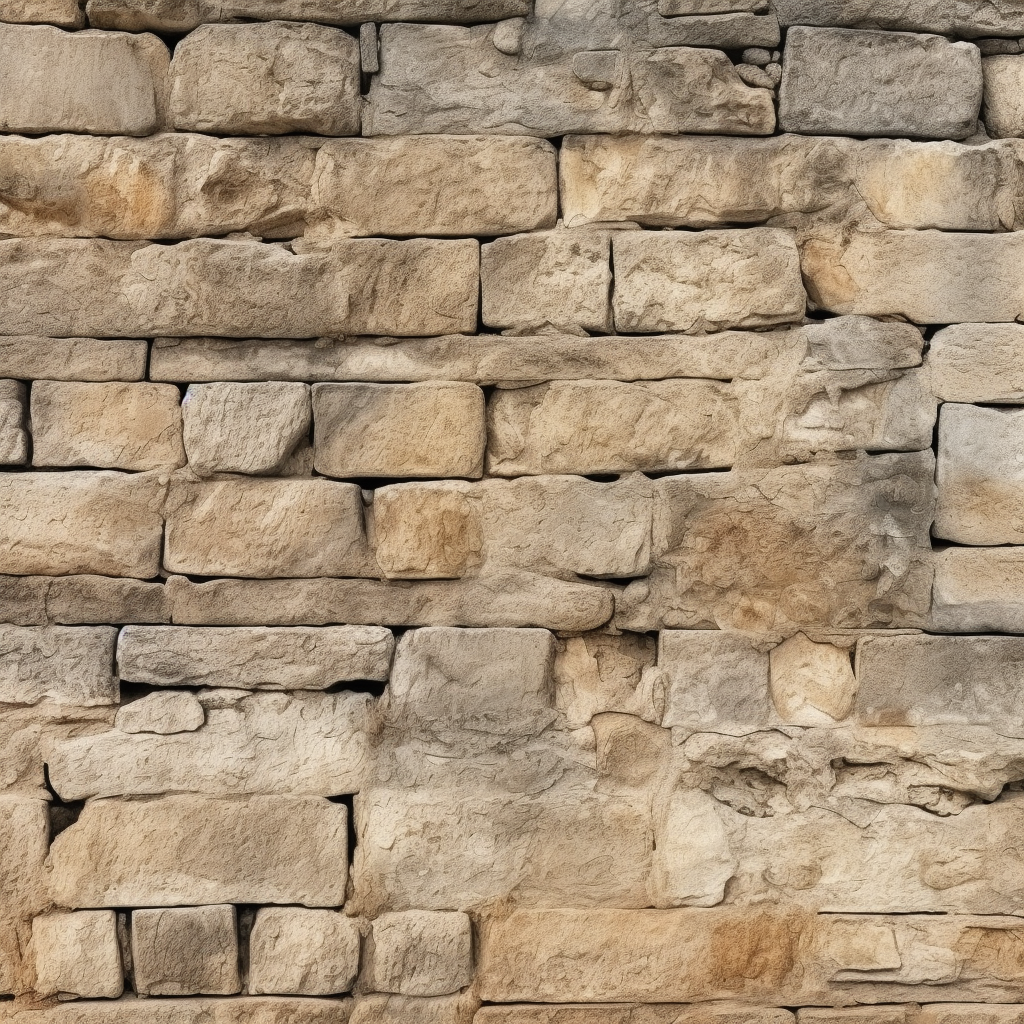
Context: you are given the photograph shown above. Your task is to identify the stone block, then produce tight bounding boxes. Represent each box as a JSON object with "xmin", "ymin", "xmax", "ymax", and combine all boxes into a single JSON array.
[
  {"xmin": 0, "ymin": 626, "xmax": 117, "ymax": 707},
  {"xmin": 249, "ymin": 908, "xmax": 360, "ymax": 996},
  {"xmin": 0, "ymin": 998, "xmax": 355, "ymax": 1024},
  {"xmin": 310, "ymin": 136, "xmax": 557, "ymax": 239},
  {"xmin": 612, "ymin": 229, "xmax": 805, "ymax": 332},
  {"xmin": 170, "ymin": 22, "xmax": 360, "ymax": 136},
  {"xmin": 0, "ymin": 797, "xmax": 49, "ymax": 994},
  {"xmin": 481, "ymin": 231, "xmax": 611, "ymax": 332},
  {"xmin": 164, "ymin": 478, "xmax": 371, "ymax": 578},
  {"xmin": 984, "ymin": 55, "xmax": 1024, "ymax": 137},
  {"xmin": 475, "ymin": 1009, "xmax": 793, "ymax": 1024},
  {"xmin": 769, "ymin": 633, "xmax": 857, "ymax": 726},
  {"xmin": 932, "ymin": 547, "xmax": 1024, "ymax": 632},
  {"xmin": 0, "ymin": 338, "xmax": 147, "ymax": 382},
  {"xmin": 0, "ymin": 238, "xmax": 479, "ymax": 338},
  {"xmin": 117, "ymin": 625, "xmax": 393, "ymax": 690},
  {"xmin": 779, "ymin": 27, "xmax": 982, "ymax": 139},
  {"xmin": 368, "ymin": 912, "xmax": 472, "ymax": 997},
  {"xmin": 31, "ymin": 382, "xmax": 184, "ymax": 471},
  {"xmin": 45, "ymin": 577, "xmax": 170, "ymax": 625},
  {"xmin": 49, "ymin": 795, "xmax": 349, "ymax": 907},
  {"xmin": 928, "ymin": 324, "xmax": 1024, "ymax": 402},
  {"xmin": 0, "ymin": 381, "xmax": 26, "ymax": 465},
  {"xmin": 30, "ymin": 911, "xmax": 122, "ymax": 999},
  {"xmin": 114, "ymin": 692, "xmax": 204, "ymax": 735},
  {"xmin": 771, "ymin": 0, "xmax": 1024, "ymax": 36},
  {"xmin": 133, "ymin": 906, "xmax": 239, "ymax": 996},
  {"xmin": 182, "ymin": 382, "xmax": 310, "ymax": 476},
  {"xmin": 312, "ymin": 383, "xmax": 485, "ymax": 480},
  {"xmin": 0, "ymin": 577, "xmax": 48, "ymax": 627},
  {"xmin": 353, "ymin": 994, "xmax": 476, "ymax": 1024},
  {"xmin": 0, "ymin": 25, "xmax": 168, "ymax": 135},
  {"xmin": 0, "ymin": 0, "xmax": 83, "ymax": 28}
]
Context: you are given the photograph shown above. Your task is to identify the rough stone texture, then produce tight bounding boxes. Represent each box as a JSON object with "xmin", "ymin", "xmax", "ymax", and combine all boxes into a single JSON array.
[
  {"xmin": 113, "ymin": 691, "xmax": 205, "ymax": 734},
  {"xmin": 0, "ymin": 339, "xmax": 147, "ymax": 382},
  {"xmin": 932, "ymin": 547, "xmax": 1024, "ymax": 632},
  {"xmin": 772, "ymin": 0, "xmax": 1024, "ymax": 37},
  {"xmin": 0, "ymin": 0, "xmax": 84, "ymax": 28},
  {"xmin": 368, "ymin": 912, "xmax": 472, "ymax": 997},
  {"xmin": 0, "ymin": 797, "xmax": 48, "ymax": 995},
  {"xmin": 0, "ymin": 626, "xmax": 117, "ymax": 707},
  {"xmin": 0, "ymin": 381, "xmax": 26, "ymax": 465},
  {"xmin": 352, "ymin": 994, "xmax": 475, "ymax": 1024},
  {"xmin": 983, "ymin": 55, "xmax": 1024, "ymax": 137},
  {"xmin": 0, "ymin": 999, "xmax": 355, "ymax": 1024},
  {"xmin": 29, "ymin": 911, "xmax": 122, "ymax": 999},
  {"xmin": 928, "ymin": 324, "xmax": 1024, "ymax": 402}
]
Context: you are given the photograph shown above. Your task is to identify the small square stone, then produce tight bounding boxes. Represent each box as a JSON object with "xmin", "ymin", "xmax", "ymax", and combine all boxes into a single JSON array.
[
  {"xmin": 249, "ymin": 908, "xmax": 360, "ymax": 995},
  {"xmin": 369, "ymin": 911, "xmax": 472, "ymax": 997},
  {"xmin": 30, "ymin": 910, "xmax": 122, "ymax": 999}
]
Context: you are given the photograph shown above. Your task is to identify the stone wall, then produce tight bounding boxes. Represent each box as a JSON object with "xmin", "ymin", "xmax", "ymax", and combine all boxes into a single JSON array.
[{"xmin": 2, "ymin": 1, "xmax": 1024, "ymax": 1022}]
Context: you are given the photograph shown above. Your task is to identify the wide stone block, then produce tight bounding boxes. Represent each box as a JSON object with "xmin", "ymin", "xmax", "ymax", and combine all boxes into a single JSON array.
[
  {"xmin": 779, "ymin": 27, "xmax": 982, "ymax": 139},
  {"xmin": 928, "ymin": 324, "xmax": 1024, "ymax": 402},
  {"xmin": 0, "ymin": 238, "xmax": 479, "ymax": 338},
  {"xmin": 133, "ymin": 906, "xmax": 240, "ymax": 996},
  {"xmin": 368, "ymin": 912, "xmax": 472, "ymax": 997},
  {"xmin": 984, "ymin": 55, "xmax": 1024, "ymax": 138},
  {"xmin": 31, "ymin": 382, "xmax": 184, "ymax": 472},
  {"xmin": 29, "ymin": 911, "xmax": 122, "ymax": 999},
  {"xmin": 0, "ymin": 625, "xmax": 117, "ymax": 707},
  {"xmin": 115, "ymin": 691, "xmax": 204, "ymax": 735},
  {"xmin": 0, "ymin": 338, "xmax": 146, "ymax": 382},
  {"xmin": 164, "ymin": 478, "xmax": 371, "ymax": 578},
  {"xmin": 0, "ymin": 25, "xmax": 168, "ymax": 135},
  {"xmin": 170, "ymin": 22, "xmax": 359, "ymax": 136},
  {"xmin": 475, "ymin": 1009, "xmax": 793, "ymax": 1024},
  {"xmin": 0, "ymin": 998, "xmax": 355, "ymax": 1024},
  {"xmin": 354, "ymin": 995, "xmax": 475, "ymax": 1024},
  {"xmin": 49, "ymin": 795, "xmax": 349, "ymax": 907},
  {"xmin": 0, "ymin": 381, "xmax": 26, "ymax": 465},
  {"xmin": 932, "ymin": 547, "xmax": 1024, "ymax": 632},
  {"xmin": 0, "ymin": 472, "xmax": 165, "ymax": 578},
  {"xmin": 772, "ymin": 0, "xmax": 1024, "ymax": 37},
  {"xmin": 45, "ymin": 577, "xmax": 170, "ymax": 626},
  {"xmin": 1, "ymin": 0, "xmax": 83, "ymax": 28},
  {"xmin": 612, "ymin": 229, "xmax": 805, "ymax": 332}
]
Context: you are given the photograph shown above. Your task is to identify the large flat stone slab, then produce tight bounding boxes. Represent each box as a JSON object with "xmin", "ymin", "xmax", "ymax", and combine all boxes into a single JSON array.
[{"xmin": 0, "ymin": 998, "xmax": 353, "ymax": 1023}]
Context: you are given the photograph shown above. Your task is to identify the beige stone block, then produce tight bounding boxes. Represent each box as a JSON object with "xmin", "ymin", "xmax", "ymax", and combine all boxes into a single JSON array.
[
  {"xmin": 920, "ymin": 1008, "xmax": 1024, "ymax": 1024},
  {"xmin": 353, "ymin": 994, "xmax": 476, "ymax": 1024},
  {"xmin": 114, "ymin": 692, "xmax": 204, "ymax": 735},
  {"xmin": 44, "ymin": 577, "xmax": 169, "ymax": 626},
  {"xmin": 481, "ymin": 231, "xmax": 610, "ymax": 332},
  {"xmin": 0, "ymin": 381, "xmax": 26, "ymax": 465},
  {"xmin": 769, "ymin": 633, "xmax": 857, "ymax": 726},
  {"xmin": 31, "ymin": 382, "xmax": 184, "ymax": 471},
  {"xmin": 799, "ymin": 1009, "xmax": 909, "ymax": 1024},
  {"xmin": 170, "ymin": 22, "xmax": 359, "ymax": 136},
  {"xmin": 613, "ymin": 228, "xmax": 805, "ymax": 332},
  {"xmin": 932, "ymin": 547, "xmax": 1024, "ymax": 632},
  {"xmin": 0, "ymin": 25, "xmax": 168, "ymax": 135},
  {"xmin": 368, "ymin": 912, "xmax": 472, "ymax": 997},
  {"xmin": 592, "ymin": 712, "xmax": 669, "ymax": 787},
  {"xmin": 984, "ymin": 54, "xmax": 1024, "ymax": 137},
  {"xmin": 475, "ymin": 1008, "xmax": 793, "ymax": 1024},
  {"xmin": 927, "ymin": 323, "xmax": 1024, "ymax": 402},
  {"xmin": 0, "ymin": 339, "xmax": 146, "ymax": 382},
  {"xmin": 310, "ymin": 136, "xmax": 556, "ymax": 239},
  {"xmin": 0, "ymin": 576, "xmax": 48, "ymax": 627},
  {"xmin": 0, "ymin": 797, "xmax": 49, "ymax": 994},
  {"xmin": 250, "ymin": 908, "xmax": 360, "ymax": 996},
  {"xmin": 0, "ymin": 0, "xmax": 84, "ymax": 28},
  {"xmin": 49, "ymin": 795, "xmax": 348, "ymax": 907},
  {"xmin": 30, "ymin": 911, "xmax": 122, "ymax": 999},
  {"xmin": 313, "ymin": 383, "xmax": 485, "ymax": 480},
  {"xmin": 182, "ymin": 382, "xmax": 310, "ymax": 476},
  {"xmin": 0, "ymin": 998, "xmax": 355, "ymax": 1024},
  {"xmin": 133, "ymin": 906, "xmax": 239, "ymax": 997},
  {"xmin": 0, "ymin": 626, "xmax": 117, "ymax": 707},
  {"xmin": 772, "ymin": 0, "xmax": 1024, "ymax": 35}
]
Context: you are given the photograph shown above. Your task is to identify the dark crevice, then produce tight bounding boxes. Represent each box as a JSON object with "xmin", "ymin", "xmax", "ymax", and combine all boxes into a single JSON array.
[{"xmin": 43, "ymin": 763, "xmax": 84, "ymax": 843}]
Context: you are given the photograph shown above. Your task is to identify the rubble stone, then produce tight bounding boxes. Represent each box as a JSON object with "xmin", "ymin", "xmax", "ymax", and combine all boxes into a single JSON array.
[
  {"xmin": 30, "ymin": 912, "xmax": 122, "ymax": 1000},
  {"xmin": 368, "ymin": 912, "xmax": 472, "ymax": 997}
]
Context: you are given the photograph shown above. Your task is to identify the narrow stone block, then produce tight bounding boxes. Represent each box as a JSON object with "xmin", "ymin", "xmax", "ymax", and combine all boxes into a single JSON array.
[
  {"xmin": 249, "ymin": 909, "xmax": 360, "ymax": 996},
  {"xmin": 0, "ymin": 998, "xmax": 356, "ymax": 1023},
  {"xmin": 0, "ymin": 381, "xmax": 26, "ymax": 465},
  {"xmin": 0, "ymin": 338, "xmax": 147, "ymax": 382},
  {"xmin": 0, "ymin": 625, "xmax": 117, "ymax": 707},
  {"xmin": 30, "ymin": 912, "xmax": 122, "ymax": 999},
  {"xmin": 368, "ymin": 912, "xmax": 472, "ymax": 997},
  {"xmin": 114, "ymin": 692, "xmax": 204, "ymax": 735},
  {"xmin": 984, "ymin": 55, "xmax": 1024, "ymax": 137}
]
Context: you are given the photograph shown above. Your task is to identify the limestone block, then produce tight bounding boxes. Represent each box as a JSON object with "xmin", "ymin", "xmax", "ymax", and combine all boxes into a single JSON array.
[
  {"xmin": 771, "ymin": 0, "xmax": 1024, "ymax": 35},
  {"xmin": 31, "ymin": 382, "xmax": 184, "ymax": 472},
  {"xmin": 249, "ymin": 908, "xmax": 360, "ymax": 996},
  {"xmin": 928, "ymin": 324, "xmax": 1024, "ymax": 402},
  {"xmin": 0, "ymin": 25, "xmax": 168, "ymax": 135},
  {"xmin": 312, "ymin": 383, "xmax": 485, "ymax": 479},
  {"xmin": 118, "ymin": 625, "xmax": 393, "ymax": 689},
  {"xmin": 921, "ymin": 1009, "xmax": 1024, "ymax": 1024},
  {"xmin": 49, "ymin": 795, "xmax": 349, "ymax": 907},
  {"xmin": 0, "ymin": 998, "xmax": 355, "ymax": 1024},
  {"xmin": 0, "ymin": 381, "xmax": 26, "ymax": 465},
  {"xmin": 932, "ymin": 547, "xmax": 1024, "ymax": 632},
  {"xmin": 0, "ymin": 577, "xmax": 48, "ymax": 627},
  {"xmin": 170, "ymin": 22, "xmax": 359, "ymax": 136},
  {"xmin": 0, "ymin": 626, "xmax": 117, "ymax": 707},
  {"xmin": 0, "ymin": 339, "xmax": 146, "ymax": 382},
  {"xmin": 30, "ymin": 912, "xmax": 122, "ymax": 999},
  {"xmin": 164, "ymin": 478, "xmax": 371, "ymax": 578},
  {"xmin": 0, "ymin": 238, "xmax": 479, "ymax": 338},
  {"xmin": 0, "ymin": 0, "xmax": 83, "ymax": 28},
  {"xmin": 487, "ymin": 380, "xmax": 739, "ymax": 475},
  {"xmin": 984, "ymin": 55, "xmax": 1024, "ymax": 137},
  {"xmin": 779, "ymin": 27, "xmax": 982, "ymax": 139},
  {"xmin": 799, "ymin": 1011, "xmax": 907, "ymax": 1024},
  {"xmin": 47, "ymin": 691, "xmax": 372, "ymax": 800},
  {"xmin": 182, "ymin": 382, "xmax": 310, "ymax": 476},
  {"xmin": 769, "ymin": 634, "xmax": 857, "ymax": 726},
  {"xmin": 114, "ymin": 692, "xmax": 204, "ymax": 735},
  {"xmin": 368, "ymin": 912, "xmax": 472, "ymax": 997},
  {"xmin": 133, "ymin": 906, "xmax": 239, "ymax": 997},
  {"xmin": 353, "ymin": 994, "xmax": 476, "ymax": 1024},
  {"xmin": 612, "ymin": 229, "xmax": 805, "ymax": 332},
  {"xmin": 44, "ymin": 577, "xmax": 169, "ymax": 626},
  {"xmin": 0, "ymin": 797, "xmax": 49, "ymax": 994},
  {"xmin": 310, "ymin": 137, "xmax": 557, "ymax": 239},
  {"xmin": 481, "ymin": 231, "xmax": 611, "ymax": 332},
  {"xmin": 476, "ymin": 1008, "xmax": 794, "ymax": 1024}
]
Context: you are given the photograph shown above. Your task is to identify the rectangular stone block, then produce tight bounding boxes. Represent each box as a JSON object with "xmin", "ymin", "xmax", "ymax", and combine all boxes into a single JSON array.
[
  {"xmin": 49, "ymin": 795, "xmax": 348, "ymax": 907},
  {"xmin": 612, "ymin": 229, "xmax": 805, "ymax": 332},
  {"xmin": 1, "ymin": 0, "xmax": 84, "ymax": 28},
  {"xmin": 0, "ymin": 238, "xmax": 479, "ymax": 338},
  {"xmin": 984, "ymin": 55, "xmax": 1024, "ymax": 138},
  {"xmin": 772, "ymin": 0, "xmax": 1024, "ymax": 37},
  {"xmin": 164, "ymin": 478, "xmax": 371, "ymax": 578},
  {"xmin": 0, "ymin": 625, "xmax": 117, "ymax": 707},
  {"xmin": 475, "ymin": 1009, "xmax": 793, "ymax": 1024},
  {"xmin": 133, "ymin": 906, "xmax": 239, "ymax": 996},
  {"xmin": 29, "ymin": 911, "xmax": 122, "ymax": 1000},
  {"xmin": 0, "ymin": 25, "xmax": 168, "ymax": 135},
  {"xmin": 1, "ymin": 797, "xmax": 49, "ymax": 995},
  {"xmin": 44, "ymin": 577, "xmax": 169, "ymax": 625},
  {"xmin": 368, "ymin": 912, "xmax": 472, "ymax": 997},
  {"xmin": 0, "ymin": 472, "xmax": 165, "ymax": 578},
  {"xmin": 0, "ymin": 338, "xmax": 147, "ymax": 382},
  {"xmin": 0, "ymin": 999, "xmax": 354, "ymax": 1024},
  {"xmin": 927, "ymin": 323, "xmax": 1024, "ymax": 402},
  {"xmin": 779, "ymin": 27, "xmax": 982, "ymax": 139},
  {"xmin": 932, "ymin": 547, "xmax": 1024, "ymax": 633},
  {"xmin": 354, "ymin": 994, "xmax": 475, "ymax": 1024},
  {"xmin": 0, "ymin": 381, "xmax": 26, "ymax": 465}
]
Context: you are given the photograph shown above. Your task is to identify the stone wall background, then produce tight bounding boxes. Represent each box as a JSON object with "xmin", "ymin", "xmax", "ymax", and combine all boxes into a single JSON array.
[{"xmin": 3, "ymin": 1, "xmax": 1024, "ymax": 1022}]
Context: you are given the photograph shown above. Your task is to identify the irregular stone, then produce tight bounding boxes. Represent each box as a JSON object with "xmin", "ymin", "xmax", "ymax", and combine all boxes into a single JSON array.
[
  {"xmin": 0, "ymin": 238, "xmax": 479, "ymax": 338},
  {"xmin": 592, "ymin": 713, "xmax": 670, "ymax": 787},
  {"xmin": 771, "ymin": 0, "xmax": 1024, "ymax": 37},
  {"xmin": 0, "ymin": 25, "xmax": 168, "ymax": 135},
  {"xmin": 352, "ymin": 994, "xmax": 476, "ymax": 1024},
  {"xmin": 0, "ymin": 626, "xmax": 117, "ymax": 707},
  {"xmin": 612, "ymin": 229, "xmax": 805, "ymax": 332},
  {"xmin": 0, "ymin": 338, "xmax": 147, "ymax": 382},
  {"xmin": 31, "ymin": 382, "xmax": 184, "ymax": 472},
  {"xmin": 312, "ymin": 383, "xmax": 485, "ymax": 479},
  {"xmin": 182, "ymin": 382, "xmax": 310, "ymax": 476},
  {"xmin": 475, "ymin": 1008, "xmax": 793, "ymax": 1024},
  {"xmin": 779, "ymin": 27, "xmax": 982, "ymax": 139},
  {"xmin": 932, "ymin": 547, "xmax": 1024, "ymax": 633},
  {"xmin": 984, "ymin": 55, "xmax": 1024, "ymax": 137},
  {"xmin": 49, "ymin": 795, "xmax": 349, "ymax": 907},
  {"xmin": 164, "ymin": 478, "xmax": 371, "ymax": 578},
  {"xmin": 0, "ymin": 381, "xmax": 26, "ymax": 465},
  {"xmin": 310, "ymin": 136, "xmax": 557, "ymax": 239},
  {"xmin": 249, "ymin": 908, "xmax": 360, "ymax": 996},
  {"xmin": 30, "ymin": 912, "xmax": 122, "ymax": 999},
  {"xmin": 368, "ymin": 912, "xmax": 472, "ymax": 997},
  {"xmin": 170, "ymin": 22, "xmax": 359, "ymax": 136},
  {"xmin": 44, "ymin": 577, "xmax": 169, "ymax": 626},
  {"xmin": 927, "ymin": 323, "xmax": 1024, "ymax": 402},
  {"xmin": 118, "ymin": 625, "xmax": 393, "ymax": 690},
  {"xmin": 0, "ymin": 998, "xmax": 355, "ymax": 1024},
  {"xmin": 481, "ymin": 231, "xmax": 611, "ymax": 332},
  {"xmin": 0, "ymin": 0, "xmax": 84, "ymax": 28},
  {"xmin": 0, "ymin": 797, "xmax": 48, "ymax": 995},
  {"xmin": 769, "ymin": 633, "xmax": 857, "ymax": 726},
  {"xmin": 114, "ymin": 692, "xmax": 204, "ymax": 735}
]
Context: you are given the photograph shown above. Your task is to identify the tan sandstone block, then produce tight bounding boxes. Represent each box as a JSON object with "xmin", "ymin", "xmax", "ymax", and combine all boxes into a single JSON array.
[
  {"xmin": 368, "ymin": 912, "xmax": 472, "ymax": 997},
  {"xmin": 920, "ymin": 1008, "xmax": 1024, "ymax": 1024},
  {"xmin": 932, "ymin": 547, "xmax": 1024, "ymax": 632},
  {"xmin": 984, "ymin": 55, "xmax": 1024, "ymax": 137},
  {"xmin": 114, "ymin": 691, "xmax": 204, "ymax": 735},
  {"xmin": 0, "ymin": 339, "xmax": 146, "ymax": 382},
  {"xmin": 0, "ymin": 998, "xmax": 355, "ymax": 1024},
  {"xmin": 0, "ymin": 797, "xmax": 49, "ymax": 994},
  {"xmin": 475, "ymin": 1008, "xmax": 794, "ymax": 1024},
  {"xmin": 769, "ymin": 633, "xmax": 858, "ymax": 726},
  {"xmin": 927, "ymin": 323, "xmax": 1024, "ymax": 402},
  {"xmin": 354, "ymin": 994, "xmax": 476, "ymax": 1024},
  {"xmin": 30, "ymin": 911, "xmax": 122, "ymax": 999},
  {"xmin": 44, "ymin": 576, "xmax": 170, "ymax": 625},
  {"xmin": 133, "ymin": 906, "xmax": 239, "ymax": 996},
  {"xmin": 0, "ymin": 625, "xmax": 117, "ymax": 707},
  {"xmin": 0, "ymin": 381, "xmax": 26, "ymax": 465},
  {"xmin": 0, "ymin": 0, "xmax": 84, "ymax": 28}
]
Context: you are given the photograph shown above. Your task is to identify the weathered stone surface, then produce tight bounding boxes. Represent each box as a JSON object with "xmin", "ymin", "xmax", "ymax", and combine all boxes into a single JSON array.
[
  {"xmin": 29, "ymin": 911, "xmax": 122, "ymax": 999},
  {"xmin": 932, "ymin": 547, "xmax": 1024, "ymax": 633},
  {"xmin": 49, "ymin": 795, "xmax": 349, "ymax": 907},
  {"xmin": 927, "ymin": 324, "xmax": 1024, "ymax": 402},
  {"xmin": 182, "ymin": 383, "xmax": 311, "ymax": 476},
  {"xmin": 31, "ymin": 382, "xmax": 184, "ymax": 471},
  {"xmin": 475, "ymin": 1008, "xmax": 794, "ymax": 1024},
  {"xmin": 0, "ymin": 998, "xmax": 354, "ymax": 1024},
  {"xmin": 118, "ymin": 625, "xmax": 393, "ymax": 690},
  {"xmin": 0, "ymin": 797, "xmax": 48, "ymax": 994},
  {"xmin": 170, "ymin": 22, "xmax": 360, "ymax": 136},
  {"xmin": 44, "ymin": 577, "xmax": 170, "ymax": 625},
  {"xmin": 0, "ymin": 381, "xmax": 26, "ymax": 465},
  {"xmin": 164, "ymin": 478, "xmax": 371, "ymax": 578},
  {"xmin": 310, "ymin": 137, "xmax": 557, "ymax": 239},
  {"xmin": 0, "ymin": 0, "xmax": 83, "ymax": 28},
  {"xmin": 0, "ymin": 25, "xmax": 168, "ymax": 135},
  {"xmin": 133, "ymin": 905, "xmax": 240, "ymax": 996},
  {"xmin": 769, "ymin": 633, "xmax": 857, "ymax": 726},
  {"xmin": 0, "ymin": 339, "xmax": 147, "ymax": 382},
  {"xmin": 312, "ymin": 383, "xmax": 485, "ymax": 480},
  {"xmin": 612, "ymin": 229, "xmax": 805, "ymax": 332},
  {"xmin": 0, "ymin": 238, "xmax": 479, "ymax": 338},
  {"xmin": 249, "ymin": 908, "xmax": 360, "ymax": 996},
  {"xmin": 984, "ymin": 55, "xmax": 1024, "ymax": 137},
  {"xmin": 353, "ymin": 994, "xmax": 476, "ymax": 1024},
  {"xmin": 779, "ymin": 28, "xmax": 982, "ymax": 139},
  {"xmin": 771, "ymin": 0, "xmax": 1024, "ymax": 37},
  {"xmin": 0, "ymin": 626, "xmax": 117, "ymax": 707},
  {"xmin": 368, "ymin": 912, "xmax": 472, "ymax": 997},
  {"xmin": 114, "ymin": 691, "xmax": 205, "ymax": 735}
]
